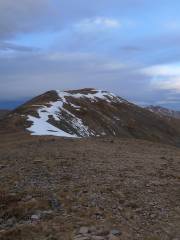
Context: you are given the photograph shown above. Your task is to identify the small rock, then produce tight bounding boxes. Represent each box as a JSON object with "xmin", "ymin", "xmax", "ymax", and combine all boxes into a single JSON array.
[
  {"xmin": 95, "ymin": 212, "xmax": 103, "ymax": 220},
  {"xmin": 22, "ymin": 195, "xmax": 33, "ymax": 202},
  {"xmin": 110, "ymin": 230, "xmax": 121, "ymax": 236},
  {"xmin": 31, "ymin": 210, "xmax": 53, "ymax": 220},
  {"xmin": 31, "ymin": 214, "xmax": 40, "ymax": 221},
  {"xmin": 6, "ymin": 217, "xmax": 16, "ymax": 227},
  {"xmin": 79, "ymin": 227, "xmax": 89, "ymax": 235},
  {"xmin": 49, "ymin": 198, "xmax": 61, "ymax": 210},
  {"xmin": 150, "ymin": 213, "xmax": 156, "ymax": 219}
]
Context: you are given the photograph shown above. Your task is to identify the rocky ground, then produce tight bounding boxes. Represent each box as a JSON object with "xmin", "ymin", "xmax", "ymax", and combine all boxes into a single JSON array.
[
  {"xmin": 0, "ymin": 133, "xmax": 180, "ymax": 240},
  {"xmin": 0, "ymin": 110, "xmax": 9, "ymax": 120}
]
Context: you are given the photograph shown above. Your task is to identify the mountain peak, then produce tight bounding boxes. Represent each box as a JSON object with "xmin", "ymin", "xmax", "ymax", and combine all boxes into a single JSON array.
[
  {"xmin": 25, "ymin": 88, "xmax": 127, "ymax": 137},
  {"xmin": 1, "ymin": 88, "xmax": 180, "ymax": 146}
]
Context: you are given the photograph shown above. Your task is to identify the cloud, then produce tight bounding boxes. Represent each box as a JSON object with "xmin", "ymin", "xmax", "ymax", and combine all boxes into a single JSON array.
[
  {"xmin": 141, "ymin": 63, "xmax": 180, "ymax": 92},
  {"xmin": 0, "ymin": 49, "xmax": 144, "ymax": 101},
  {"xmin": 0, "ymin": 0, "xmax": 144, "ymax": 41},
  {"xmin": 76, "ymin": 17, "xmax": 121, "ymax": 31},
  {"xmin": 1, "ymin": 0, "xmax": 180, "ymax": 110},
  {"xmin": 151, "ymin": 77, "xmax": 180, "ymax": 92},
  {"xmin": 141, "ymin": 64, "xmax": 180, "ymax": 76}
]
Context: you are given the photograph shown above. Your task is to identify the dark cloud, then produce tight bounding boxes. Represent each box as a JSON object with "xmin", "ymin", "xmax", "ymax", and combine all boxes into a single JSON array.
[
  {"xmin": 0, "ymin": 0, "xmax": 59, "ymax": 39},
  {"xmin": 0, "ymin": 0, "xmax": 150, "ymax": 40}
]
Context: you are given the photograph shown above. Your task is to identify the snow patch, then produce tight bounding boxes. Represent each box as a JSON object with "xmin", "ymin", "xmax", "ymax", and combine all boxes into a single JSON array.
[
  {"xmin": 26, "ymin": 89, "xmax": 124, "ymax": 137},
  {"xmin": 27, "ymin": 115, "xmax": 76, "ymax": 137},
  {"xmin": 69, "ymin": 103, "xmax": 81, "ymax": 110},
  {"xmin": 27, "ymin": 91, "xmax": 92, "ymax": 137}
]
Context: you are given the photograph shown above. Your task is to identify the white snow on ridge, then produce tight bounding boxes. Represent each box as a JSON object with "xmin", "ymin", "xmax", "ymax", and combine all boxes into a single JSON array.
[
  {"xmin": 56, "ymin": 89, "xmax": 125, "ymax": 103},
  {"xmin": 26, "ymin": 89, "xmax": 123, "ymax": 137}
]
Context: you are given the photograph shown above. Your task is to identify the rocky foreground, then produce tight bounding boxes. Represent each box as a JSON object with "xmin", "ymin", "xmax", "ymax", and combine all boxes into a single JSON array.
[{"xmin": 0, "ymin": 134, "xmax": 180, "ymax": 240}]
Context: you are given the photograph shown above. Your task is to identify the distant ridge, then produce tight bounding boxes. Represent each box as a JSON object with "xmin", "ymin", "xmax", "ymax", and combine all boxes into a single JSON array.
[{"xmin": 146, "ymin": 105, "xmax": 180, "ymax": 119}]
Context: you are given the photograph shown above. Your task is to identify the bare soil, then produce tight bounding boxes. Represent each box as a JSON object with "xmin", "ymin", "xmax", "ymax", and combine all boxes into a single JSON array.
[{"xmin": 0, "ymin": 134, "xmax": 180, "ymax": 240}]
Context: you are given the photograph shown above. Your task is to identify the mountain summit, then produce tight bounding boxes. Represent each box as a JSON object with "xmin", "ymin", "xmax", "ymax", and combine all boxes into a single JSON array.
[
  {"xmin": 1, "ymin": 88, "xmax": 180, "ymax": 145},
  {"xmin": 25, "ymin": 88, "xmax": 128, "ymax": 137}
]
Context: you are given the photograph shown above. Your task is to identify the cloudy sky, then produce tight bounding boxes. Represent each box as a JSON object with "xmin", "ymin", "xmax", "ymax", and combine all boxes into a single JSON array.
[{"xmin": 1, "ymin": 0, "xmax": 180, "ymax": 109}]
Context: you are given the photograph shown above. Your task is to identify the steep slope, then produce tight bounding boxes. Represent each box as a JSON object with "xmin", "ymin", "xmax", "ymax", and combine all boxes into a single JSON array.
[
  {"xmin": 146, "ymin": 105, "xmax": 180, "ymax": 119},
  {"xmin": 1, "ymin": 88, "xmax": 180, "ymax": 145}
]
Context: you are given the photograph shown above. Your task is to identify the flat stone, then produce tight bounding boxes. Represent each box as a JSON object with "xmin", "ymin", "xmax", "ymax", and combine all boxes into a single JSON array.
[
  {"xmin": 79, "ymin": 227, "xmax": 89, "ymax": 235},
  {"xmin": 31, "ymin": 214, "xmax": 40, "ymax": 221}
]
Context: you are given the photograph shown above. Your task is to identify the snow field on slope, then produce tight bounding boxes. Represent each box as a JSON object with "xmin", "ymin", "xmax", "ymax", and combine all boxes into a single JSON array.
[{"xmin": 27, "ymin": 89, "xmax": 123, "ymax": 137}]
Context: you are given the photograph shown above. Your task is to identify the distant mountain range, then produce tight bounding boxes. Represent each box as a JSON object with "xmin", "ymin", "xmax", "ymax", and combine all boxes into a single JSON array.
[{"xmin": 0, "ymin": 88, "xmax": 180, "ymax": 146}]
